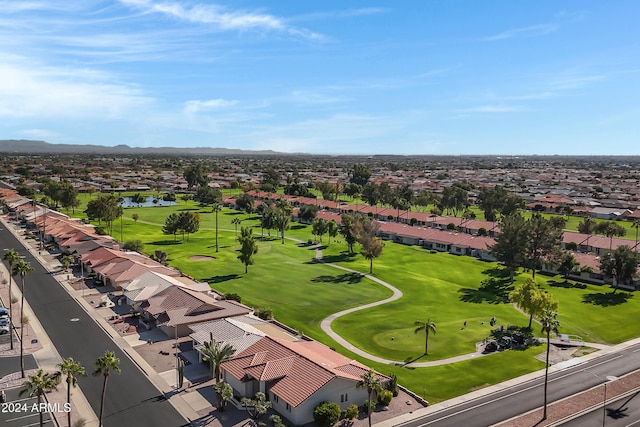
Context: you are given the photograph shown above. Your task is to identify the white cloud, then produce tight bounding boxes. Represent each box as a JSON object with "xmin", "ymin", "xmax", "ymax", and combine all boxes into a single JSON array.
[
  {"xmin": 18, "ymin": 128, "xmax": 60, "ymax": 139},
  {"xmin": 119, "ymin": 0, "xmax": 324, "ymax": 39},
  {"xmin": 483, "ymin": 24, "xmax": 558, "ymax": 41},
  {"xmin": 459, "ymin": 105, "xmax": 526, "ymax": 113},
  {"xmin": 0, "ymin": 56, "xmax": 151, "ymax": 119},
  {"xmin": 183, "ymin": 98, "xmax": 238, "ymax": 114}
]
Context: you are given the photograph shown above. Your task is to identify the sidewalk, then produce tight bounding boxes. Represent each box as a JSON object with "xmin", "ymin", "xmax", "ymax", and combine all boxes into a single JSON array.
[
  {"xmin": 0, "ymin": 232, "xmax": 98, "ymax": 427},
  {"xmin": 0, "ymin": 215, "xmax": 209, "ymax": 425}
]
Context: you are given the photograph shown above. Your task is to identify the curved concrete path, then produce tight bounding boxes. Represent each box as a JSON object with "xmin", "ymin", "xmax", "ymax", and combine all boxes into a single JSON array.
[
  {"xmin": 317, "ymin": 261, "xmax": 611, "ymax": 366},
  {"xmin": 317, "ymin": 261, "xmax": 495, "ymax": 367}
]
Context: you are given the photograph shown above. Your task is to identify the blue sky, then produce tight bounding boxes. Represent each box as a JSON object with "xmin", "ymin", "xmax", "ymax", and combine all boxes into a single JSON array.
[{"xmin": 1, "ymin": 1, "xmax": 639, "ymax": 155}]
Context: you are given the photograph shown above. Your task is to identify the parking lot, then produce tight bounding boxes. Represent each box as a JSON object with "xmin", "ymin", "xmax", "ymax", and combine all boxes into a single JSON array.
[{"xmin": 0, "ymin": 388, "xmax": 54, "ymax": 427}]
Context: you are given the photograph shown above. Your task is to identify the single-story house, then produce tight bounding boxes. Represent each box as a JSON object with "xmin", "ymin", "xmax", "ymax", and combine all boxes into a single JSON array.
[{"xmin": 221, "ymin": 336, "xmax": 388, "ymax": 426}]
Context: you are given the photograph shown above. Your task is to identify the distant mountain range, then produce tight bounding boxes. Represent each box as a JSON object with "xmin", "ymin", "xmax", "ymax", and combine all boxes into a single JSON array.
[{"xmin": 0, "ymin": 140, "xmax": 282, "ymax": 155}]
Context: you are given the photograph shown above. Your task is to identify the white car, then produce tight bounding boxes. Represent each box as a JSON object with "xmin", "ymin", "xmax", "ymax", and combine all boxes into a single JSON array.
[{"xmin": 0, "ymin": 324, "xmax": 9, "ymax": 335}]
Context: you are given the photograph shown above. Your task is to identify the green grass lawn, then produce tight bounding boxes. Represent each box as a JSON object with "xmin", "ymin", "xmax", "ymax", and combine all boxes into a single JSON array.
[{"xmin": 66, "ymin": 201, "xmax": 640, "ymax": 400}]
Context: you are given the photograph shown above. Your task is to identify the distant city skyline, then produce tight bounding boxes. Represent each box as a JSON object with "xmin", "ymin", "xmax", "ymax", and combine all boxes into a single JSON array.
[{"xmin": 1, "ymin": 1, "xmax": 639, "ymax": 155}]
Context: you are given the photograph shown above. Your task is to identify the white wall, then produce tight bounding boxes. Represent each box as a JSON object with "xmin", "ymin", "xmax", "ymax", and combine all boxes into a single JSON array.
[{"xmin": 272, "ymin": 377, "xmax": 368, "ymax": 426}]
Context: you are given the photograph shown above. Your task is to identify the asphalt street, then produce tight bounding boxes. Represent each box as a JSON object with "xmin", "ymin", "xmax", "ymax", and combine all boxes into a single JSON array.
[
  {"xmin": 397, "ymin": 343, "xmax": 640, "ymax": 427},
  {"xmin": 562, "ymin": 390, "xmax": 640, "ymax": 427},
  {"xmin": 0, "ymin": 224, "xmax": 188, "ymax": 427}
]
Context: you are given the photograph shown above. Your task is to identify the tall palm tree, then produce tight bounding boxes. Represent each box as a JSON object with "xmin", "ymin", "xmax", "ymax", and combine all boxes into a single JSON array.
[
  {"xmin": 20, "ymin": 369, "xmax": 61, "ymax": 427},
  {"xmin": 13, "ymin": 259, "xmax": 34, "ymax": 378},
  {"xmin": 540, "ymin": 310, "xmax": 560, "ymax": 420},
  {"xmin": 633, "ymin": 219, "xmax": 640, "ymax": 253},
  {"xmin": 2, "ymin": 248, "xmax": 20, "ymax": 350},
  {"xmin": 356, "ymin": 370, "xmax": 382, "ymax": 427},
  {"xmin": 413, "ymin": 318, "xmax": 437, "ymax": 355},
  {"xmin": 117, "ymin": 196, "xmax": 125, "ymax": 242},
  {"xmin": 201, "ymin": 341, "xmax": 236, "ymax": 381},
  {"xmin": 57, "ymin": 357, "xmax": 87, "ymax": 427},
  {"xmin": 212, "ymin": 202, "xmax": 221, "ymax": 252},
  {"xmin": 94, "ymin": 351, "xmax": 121, "ymax": 427},
  {"xmin": 231, "ymin": 217, "xmax": 242, "ymax": 241}
]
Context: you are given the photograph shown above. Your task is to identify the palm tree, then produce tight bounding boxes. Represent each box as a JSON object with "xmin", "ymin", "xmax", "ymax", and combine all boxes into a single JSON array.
[
  {"xmin": 413, "ymin": 318, "xmax": 437, "ymax": 355},
  {"xmin": 20, "ymin": 369, "xmax": 61, "ymax": 427},
  {"xmin": 2, "ymin": 248, "xmax": 20, "ymax": 350},
  {"xmin": 540, "ymin": 310, "xmax": 560, "ymax": 420},
  {"xmin": 212, "ymin": 202, "xmax": 221, "ymax": 252},
  {"xmin": 57, "ymin": 357, "xmax": 87, "ymax": 427},
  {"xmin": 201, "ymin": 341, "xmax": 236, "ymax": 381},
  {"xmin": 117, "ymin": 196, "xmax": 125, "ymax": 242},
  {"xmin": 13, "ymin": 259, "xmax": 34, "ymax": 378},
  {"xmin": 231, "ymin": 217, "xmax": 242, "ymax": 241},
  {"xmin": 214, "ymin": 381, "xmax": 233, "ymax": 412},
  {"xmin": 94, "ymin": 351, "xmax": 121, "ymax": 427},
  {"xmin": 633, "ymin": 219, "xmax": 640, "ymax": 253},
  {"xmin": 356, "ymin": 370, "xmax": 382, "ymax": 427}
]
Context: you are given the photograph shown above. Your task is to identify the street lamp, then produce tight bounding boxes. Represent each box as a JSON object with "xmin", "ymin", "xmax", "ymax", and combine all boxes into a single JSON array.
[
  {"xmin": 583, "ymin": 370, "xmax": 618, "ymax": 426},
  {"xmin": 602, "ymin": 376, "xmax": 618, "ymax": 426}
]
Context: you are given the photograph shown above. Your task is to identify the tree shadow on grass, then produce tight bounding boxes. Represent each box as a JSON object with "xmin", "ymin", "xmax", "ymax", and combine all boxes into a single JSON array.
[
  {"xmin": 548, "ymin": 280, "xmax": 587, "ymax": 289},
  {"xmin": 582, "ymin": 292, "xmax": 633, "ymax": 306},
  {"xmin": 312, "ymin": 252, "xmax": 357, "ymax": 264},
  {"xmin": 149, "ymin": 240, "xmax": 182, "ymax": 246},
  {"xmin": 459, "ymin": 278, "xmax": 514, "ymax": 304},
  {"xmin": 177, "ymin": 207, "xmax": 201, "ymax": 212},
  {"xmin": 482, "ymin": 266, "xmax": 512, "ymax": 279},
  {"xmin": 204, "ymin": 274, "xmax": 240, "ymax": 284},
  {"xmin": 311, "ymin": 273, "xmax": 363, "ymax": 284},
  {"xmin": 394, "ymin": 353, "xmax": 429, "ymax": 369},
  {"xmin": 290, "ymin": 224, "xmax": 306, "ymax": 230}
]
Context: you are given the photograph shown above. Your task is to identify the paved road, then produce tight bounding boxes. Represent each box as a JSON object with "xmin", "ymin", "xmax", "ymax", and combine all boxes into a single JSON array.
[
  {"xmin": 0, "ymin": 225, "xmax": 188, "ymax": 427},
  {"xmin": 562, "ymin": 390, "xmax": 640, "ymax": 427},
  {"xmin": 396, "ymin": 342, "xmax": 640, "ymax": 427}
]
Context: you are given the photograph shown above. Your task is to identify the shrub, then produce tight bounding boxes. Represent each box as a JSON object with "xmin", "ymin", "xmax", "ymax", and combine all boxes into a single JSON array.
[
  {"xmin": 123, "ymin": 240, "xmax": 144, "ymax": 252},
  {"xmin": 477, "ymin": 227, "xmax": 488, "ymax": 236},
  {"xmin": 344, "ymin": 404, "xmax": 359, "ymax": 421},
  {"xmin": 254, "ymin": 307, "xmax": 273, "ymax": 320},
  {"xmin": 410, "ymin": 217, "xmax": 418, "ymax": 225},
  {"xmin": 384, "ymin": 373, "xmax": 399, "ymax": 397},
  {"xmin": 313, "ymin": 401, "xmax": 341, "ymax": 427},
  {"xmin": 269, "ymin": 414, "xmax": 285, "ymax": 427},
  {"xmin": 224, "ymin": 293, "xmax": 242, "ymax": 303},
  {"xmin": 447, "ymin": 223, "xmax": 456, "ymax": 230},
  {"xmin": 566, "ymin": 241, "xmax": 578, "ymax": 251},
  {"xmin": 378, "ymin": 389, "xmax": 393, "ymax": 406},
  {"xmin": 387, "ymin": 215, "xmax": 394, "ymax": 221},
  {"xmin": 94, "ymin": 226, "xmax": 107, "ymax": 235}
]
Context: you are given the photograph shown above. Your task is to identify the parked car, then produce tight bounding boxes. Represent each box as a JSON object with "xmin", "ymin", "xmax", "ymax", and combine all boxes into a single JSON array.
[
  {"xmin": 0, "ymin": 323, "xmax": 9, "ymax": 334},
  {"xmin": 0, "ymin": 307, "xmax": 8, "ymax": 321}
]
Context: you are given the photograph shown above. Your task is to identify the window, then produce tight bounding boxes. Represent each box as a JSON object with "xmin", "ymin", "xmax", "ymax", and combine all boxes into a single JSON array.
[
  {"xmin": 273, "ymin": 394, "xmax": 279, "ymax": 403},
  {"xmin": 340, "ymin": 393, "xmax": 348, "ymax": 402},
  {"xmin": 286, "ymin": 403, "xmax": 291, "ymax": 412}
]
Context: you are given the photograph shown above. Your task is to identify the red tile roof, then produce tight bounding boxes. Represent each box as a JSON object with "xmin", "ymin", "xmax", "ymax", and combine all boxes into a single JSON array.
[{"xmin": 222, "ymin": 337, "xmax": 386, "ymax": 407}]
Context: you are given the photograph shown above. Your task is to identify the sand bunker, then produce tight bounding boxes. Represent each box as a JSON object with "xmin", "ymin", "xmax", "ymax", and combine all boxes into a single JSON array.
[{"xmin": 189, "ymin": 255, "xmax": 216, "ymax": 261}]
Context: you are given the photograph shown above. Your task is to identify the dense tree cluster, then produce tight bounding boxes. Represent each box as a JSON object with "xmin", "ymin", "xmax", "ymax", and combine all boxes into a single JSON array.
[{"xmin": 162, "ymin": 211, "xmax": 201, "ymax": 241}]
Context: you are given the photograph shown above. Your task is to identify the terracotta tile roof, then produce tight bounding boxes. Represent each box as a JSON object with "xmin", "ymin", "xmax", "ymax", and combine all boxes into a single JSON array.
[
  {"xmin": 221, "ymin": 337, "xmax": 386, "ymax": 407},
  {"xmin": 245, "ymin": 356, "xmax": 296, "ymax": 381}
]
